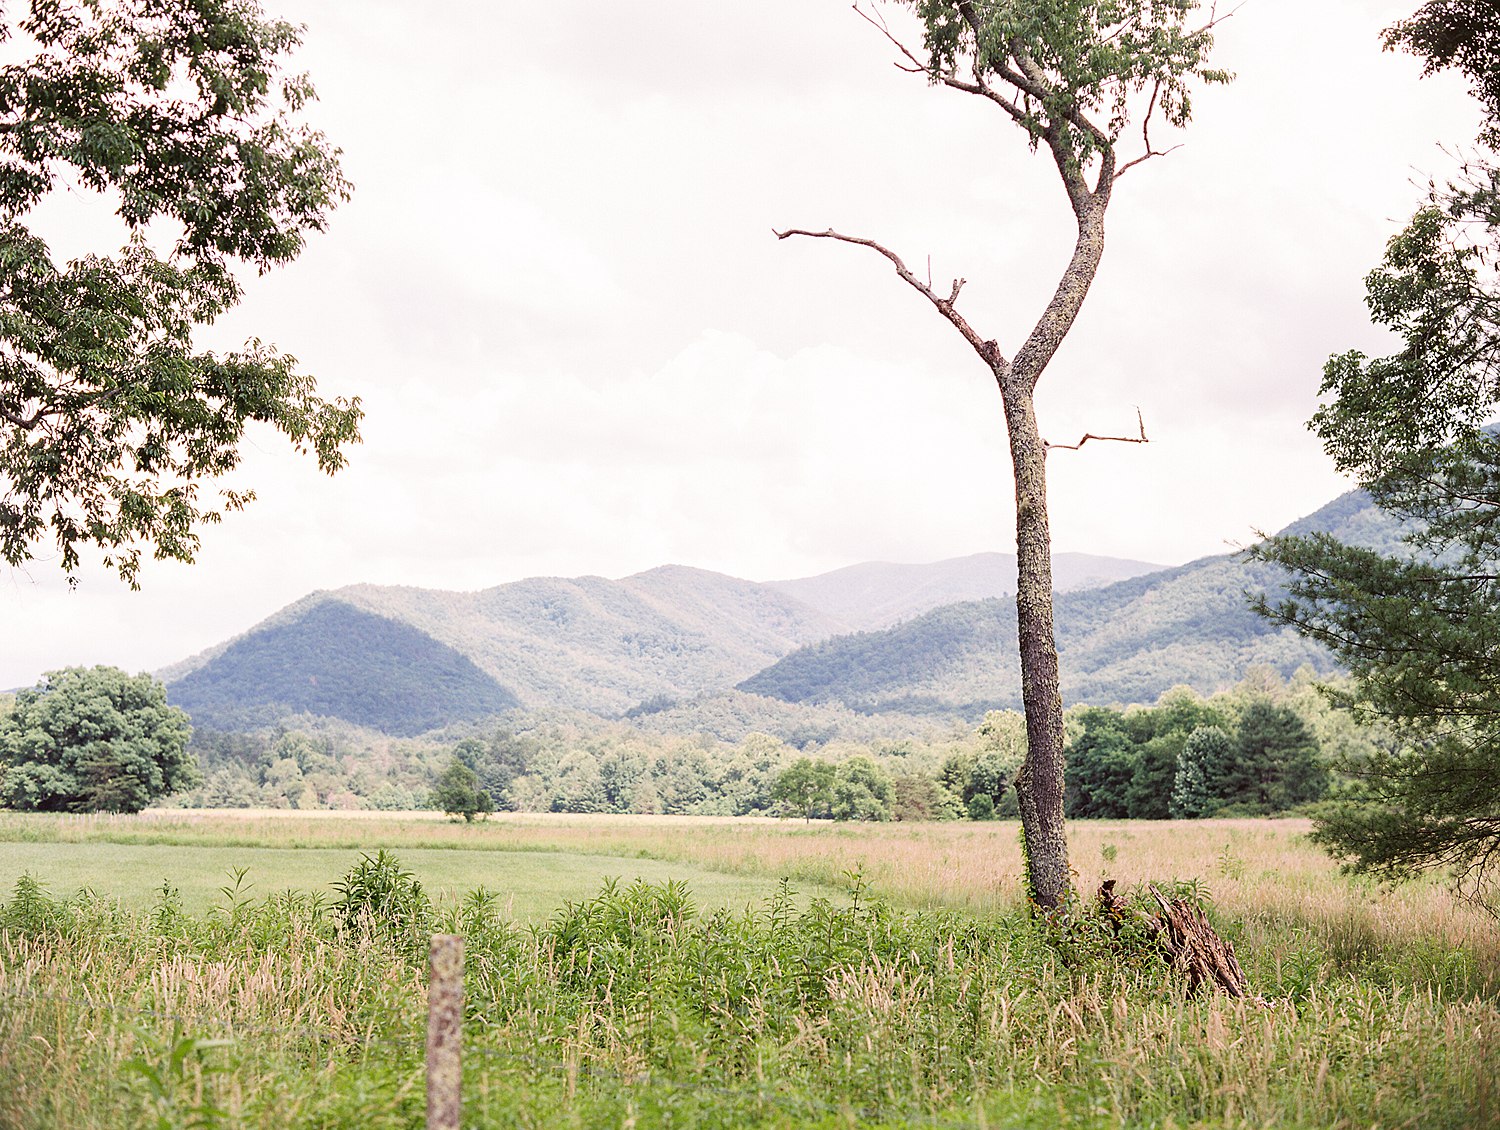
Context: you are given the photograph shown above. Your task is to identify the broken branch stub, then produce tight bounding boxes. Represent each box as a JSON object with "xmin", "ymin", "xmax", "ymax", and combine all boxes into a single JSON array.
[{"xmin": 1099, "ymin": 880, "xmax": 1253, "ymax": 998}]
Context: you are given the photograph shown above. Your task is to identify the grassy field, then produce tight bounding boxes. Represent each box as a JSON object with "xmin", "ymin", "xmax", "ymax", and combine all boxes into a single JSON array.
[{"xmin": 1, "ymin": 810, "xmax": 1496, "ymax": 1128}]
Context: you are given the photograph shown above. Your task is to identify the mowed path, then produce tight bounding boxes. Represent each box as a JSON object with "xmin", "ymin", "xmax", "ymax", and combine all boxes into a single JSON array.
[{"xmin": 0, "ymin": 841, "xmax": 823, "ymax": 920}]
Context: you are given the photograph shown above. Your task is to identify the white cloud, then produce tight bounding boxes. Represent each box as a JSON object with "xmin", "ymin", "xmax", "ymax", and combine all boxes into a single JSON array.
[{"xmin": 1, "ymin": 0, "xmax": 1483, "ymax": 687}]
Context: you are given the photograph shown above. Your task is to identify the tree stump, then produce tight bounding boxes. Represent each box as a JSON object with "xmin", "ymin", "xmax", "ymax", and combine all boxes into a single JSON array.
[
  {"xmin": 1098, "ymin": 880, "xmax": 1251, "ymax": 998},
  {"xmin": 1146, "ymin": 884, "xmax": 1250, "ymax": 998}
]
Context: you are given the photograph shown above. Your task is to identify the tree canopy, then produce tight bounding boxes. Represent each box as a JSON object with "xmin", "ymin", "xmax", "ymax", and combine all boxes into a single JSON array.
[
  {"xmin": 908, "ymin": 0, "xmax": 1230, "ymax": 182},
  {"xmin": 0, "ymin": 665, "xmax": 195, "ymax": 812},
  {"xmin": 1255, "ymin": 1, "xmax": 1500, "ymax": 905},
  {"xmin": 0, "ymin": 0, "xmax": 360, "ymax": 584},
  {"xmin": 431, "ymin": 755, "xmax": 493, "ymax": 823},
  {"xmin": 771, "ymin": 758, "xmax": 836, "ymax": 822}
]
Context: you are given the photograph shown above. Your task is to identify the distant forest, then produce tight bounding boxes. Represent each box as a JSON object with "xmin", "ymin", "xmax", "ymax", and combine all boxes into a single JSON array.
[
  {"xmin": 168, "ymin": 601, "xmax": 518, "ymax": 735},
  {"xmin": 168, "ymin": 666, "xmax": 1376, "ymax": 821}
]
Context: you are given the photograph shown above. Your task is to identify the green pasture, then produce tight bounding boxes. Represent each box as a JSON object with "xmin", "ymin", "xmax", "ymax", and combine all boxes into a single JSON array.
[
  {"xmin": 1, "ymin": 810, "xmax": 1498, "ymax": 1128},
  {"xmin": 0, "ymin": 839, "xmax": 837, "ymax": 920}
]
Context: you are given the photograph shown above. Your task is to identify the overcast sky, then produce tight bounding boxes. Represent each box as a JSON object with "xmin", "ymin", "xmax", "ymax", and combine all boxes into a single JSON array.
[{"xmin": 0, "ymin": 0, "xmax": 1482, "ymax": 689}]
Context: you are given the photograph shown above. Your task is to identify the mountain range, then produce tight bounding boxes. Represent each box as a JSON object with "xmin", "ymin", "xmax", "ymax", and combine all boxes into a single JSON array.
[
  {"xmin": 164, "ymin": 488, "xmax": 1395, "ymax": 737},
  {"xmin": 764, "ymin": 551, "xmax": 1162, "ymax": 631}
]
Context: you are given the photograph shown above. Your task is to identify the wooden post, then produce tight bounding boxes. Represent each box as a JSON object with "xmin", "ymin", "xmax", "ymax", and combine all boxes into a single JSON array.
[{"xmin": 427, "ymin": 934, "xmax": 464, "ymax": 1130}]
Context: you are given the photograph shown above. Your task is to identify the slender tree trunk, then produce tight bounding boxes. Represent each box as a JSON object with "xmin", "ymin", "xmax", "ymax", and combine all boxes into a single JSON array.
[
  {"xmin": 1000, "ymin": 383, "xmax": 1070, "ymax": 909},
  {"xmin": 775, "ymin": 183, "xmax": 1110, "ymax": 915},
  {"xmin": 998, "ymin": 208, "xmax": 1105, "ymax": 911},
  {"xmin": 778, "ymin": 1, "xmax": 1227, "ymax": 915}
]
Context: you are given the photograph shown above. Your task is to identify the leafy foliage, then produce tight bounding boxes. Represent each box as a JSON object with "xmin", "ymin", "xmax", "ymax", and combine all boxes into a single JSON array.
[
  {"xmin": 0, "ymin": 665, "xmax": 195, "ymax": 812},
  {"xmin": 908, "ymin": 0, "xmax": 1231, "ymax": 168},
  {"xmin": 1254, "ymin": 6, "xmax": 1500, "ymax": 903},
  {"xmin": 1065, "ymin": 679, "xmax": 1333, "ymax": 819},
  {"xmin": 123, "ymin": 1022, "xmax": 233, "ymax": 1130},
  {"xmin": 331, "ymin": 849, "xmax": 431, "ymax": 951},
  {"xmin": 770, "ymin": 757, "xmax": 836, "ymax": 821},
  {"xmin": 1385, "ymin": 0, "xmax": 1500, "ymax": 143},
  {"xmin": 831, "ymin": 754, "xmax": 895, "ymax": 821},
  {"xmin": 0, "ymin": 0, "xmax": 360, "ymax": 582},
  {"xmin": 429, "ymin": 756, "xmax": 492, "ymax": 822},
  {"xmin": 159, "ymin": 669, "xmax": 1373, "ymax": 823}
]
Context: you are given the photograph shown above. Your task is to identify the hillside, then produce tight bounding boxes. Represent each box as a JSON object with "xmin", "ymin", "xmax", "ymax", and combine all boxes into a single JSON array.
[
  {"xmin": 162, "ymin": 489, "xmax": 1392, "ymax": 734},
  {"xmin": 737, "ymin": 489, "xmax": 1390, "ymax": 716},
  {"xmin": 162, "ymin": 552, "xmax": 1158, "ymax": 734},
  {"xmin": 766, "ymin": 551, "xmax": 1162, "ymax": 630},
  {"xmin": 167, "ymin": 600, "xmax": 520, "ymax": 736},
  {"xmin": 167, "ymin": 566, "xmax": 842, "ymax": 726}
]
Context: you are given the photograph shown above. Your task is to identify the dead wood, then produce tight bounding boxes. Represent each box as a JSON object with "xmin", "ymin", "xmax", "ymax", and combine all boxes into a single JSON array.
[
  {"xmin": 1146, "ymin": 883, "xmax": 1250, "ymax": 998},
  {"xmin": 1098, "ymin": 880, "xmax": 1252, "ymax": 999}
]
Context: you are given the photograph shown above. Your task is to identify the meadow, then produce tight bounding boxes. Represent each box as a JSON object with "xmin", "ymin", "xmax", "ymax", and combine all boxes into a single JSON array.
[{"xmin": 0, "ymin": 810, "xmax": 1496, "ymax": 1128}]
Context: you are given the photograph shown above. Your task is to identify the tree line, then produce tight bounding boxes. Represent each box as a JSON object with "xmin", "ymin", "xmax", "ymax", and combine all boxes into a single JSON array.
[
  {"xmin": 425, "ymin": 668, "xmax": 1358, "ymax": 823},
  {"xmin": 2, "ymin": 664, "xmax": 1365, "ymax": 821}
]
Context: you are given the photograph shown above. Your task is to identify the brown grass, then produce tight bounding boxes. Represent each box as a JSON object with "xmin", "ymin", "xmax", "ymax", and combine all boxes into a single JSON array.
[{"xmin": 6, "ymin": 809, "xmax": 1496, "ymax": 986}]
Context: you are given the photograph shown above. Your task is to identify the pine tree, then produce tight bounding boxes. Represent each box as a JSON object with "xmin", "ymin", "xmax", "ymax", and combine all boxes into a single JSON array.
[
  {"xmin": 1212, "ymin": 702, "xmax": 1325, "ymax": 816},
  {"xmin": 1171, "ymin": 725, "xmax": 1227, "ymax": 819},
  {"xmin": 1254, "ymin": 3, "xmax": 1500, "ymax": 902}
]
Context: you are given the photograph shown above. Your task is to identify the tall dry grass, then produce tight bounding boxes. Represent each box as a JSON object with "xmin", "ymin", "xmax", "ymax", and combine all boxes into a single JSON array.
[
  {"xmin": 1, "ymin": 854, "xmax": 1496, "ymax": 1130},
  {"xmin": 4, "ymin": 809, "xmax": 1497, "ymax": 993}
]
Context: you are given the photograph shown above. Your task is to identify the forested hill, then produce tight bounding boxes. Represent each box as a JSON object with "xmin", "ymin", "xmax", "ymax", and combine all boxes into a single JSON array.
[
  {"xmin": 167, "ymin": 566, "xmax": 841, "ymax": 725},
  {"xmin": 737, "ymin": 488, "xmax": 1394, "ymax": 716},
  {"xmin": 765, "ymin": 551, "xmax": 1162, "ymax": 630},
  {"xmin": 162, "ymin": 491, "xmax": 1391, "ymax": 734},
  {"xmin": 162, "ymin": 552, "xmax": 1158, "ymax": 733},
  {"xmin": 167, "ymin": 600, "xmax": 519, "ymax": 736}
]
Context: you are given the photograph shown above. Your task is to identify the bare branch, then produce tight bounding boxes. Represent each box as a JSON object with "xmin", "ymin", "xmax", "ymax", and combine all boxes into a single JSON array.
[
  {"xmin": 853, "ymin": 4, "xmax": 933, "ymax": 77},
  {"xmin": 1193, "ymin": 2, "xmax": 1244, "ymax": 36},
  {"xmin": 1116, "ymin": 142, "xmax": 1185, "ymax": 178},
  {"xmin": 855, "ymin": 1, "xmax": 1040, "ymax": 128},
  {"xmin": 935, "ymin": 71, "xmax": 1031, "ymax": 128},
  {"xmin": 1116, "ymin": 81, "xmax": 1189, "ymax": 178},
  {"xmin": 0, "ymin": 405, "xmax": 43, "ymax": 431},
  {"xmin": 773, "ymin": 227, "xmax": 1006, "ymax": 369},
  {"xmin": 0, "ymin": 382, "xmax": 133, "ymax": 433},
  {"xmin": 1112, "ymin": 4, "xmax": 1241, "ymax": 181},
  {"xmin": 1045, "ymin": 407, "xmax": 1149, "ymax": 453}
]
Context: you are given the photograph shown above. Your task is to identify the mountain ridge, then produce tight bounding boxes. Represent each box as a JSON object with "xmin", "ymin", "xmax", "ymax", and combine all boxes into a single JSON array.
[
  {"xmin": 161, "ymin": 494, "xmax": 1389, "ymax": 735},
  {"xmin": 765, "ymin": 550, "xmax": 1163, "ymax": 630},
  {"xmin": 737, "ymin": 490, "xmax": 1386, "ymax": 717}
]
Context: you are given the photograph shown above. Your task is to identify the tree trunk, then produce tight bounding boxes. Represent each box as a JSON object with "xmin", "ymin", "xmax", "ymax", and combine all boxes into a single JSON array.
[
  {"xmin": 773, "ymin": 193, "xmax": 1109, "ymax": 917},
  {"xmin": 1001, "ymin": 385, "xmax": 1070, "ymax": 910}
]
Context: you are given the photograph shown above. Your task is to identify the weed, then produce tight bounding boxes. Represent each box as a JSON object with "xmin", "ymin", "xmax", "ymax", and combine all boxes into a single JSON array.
[
  {"xmin": 0, "ymin": 822, "xmax": 1497, "ymax": 1129},
  {"xmin": 331, "ymin": 849, "xmax": 431, "ymax": 954},
  {"xmin": 122, "ymin": 1022, "xmax": 233, "ymax": 1130},
  {"xmin": 1217, "ymin": 842, "xmax": 1247, "ymax": 881}
]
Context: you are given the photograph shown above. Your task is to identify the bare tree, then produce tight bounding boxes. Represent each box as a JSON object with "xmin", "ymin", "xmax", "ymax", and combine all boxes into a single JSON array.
[{"xmin": 778, "ymin": 1, "xmax": 1232, "ymax": 910}]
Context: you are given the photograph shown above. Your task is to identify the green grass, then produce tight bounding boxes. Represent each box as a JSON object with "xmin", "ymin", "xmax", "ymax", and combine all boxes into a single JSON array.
[
  {"xmin": 1, "ymin": 811, "xmax": 1497, "ymax": 1128},
  {"xmin": 0, "ymin": 841, "xmax": 834, "ymax": 920}
]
